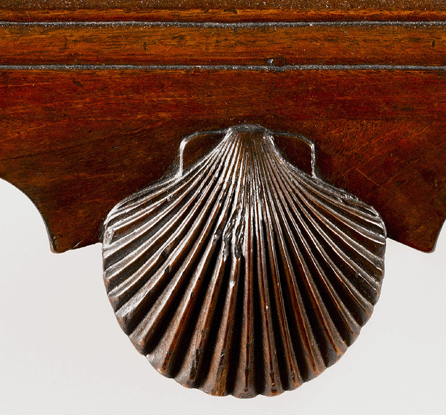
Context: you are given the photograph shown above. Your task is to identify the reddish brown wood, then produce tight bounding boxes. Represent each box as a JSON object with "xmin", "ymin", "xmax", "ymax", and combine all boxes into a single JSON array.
[
  {"xmin": 2, "ymin": 9, "xmax": 446, "ymax": 23},
  {"xmin": 0, "ymin": 68, "xmax": 445, "ymax": 253},
  {"xmin": 3, "ymin": 0, "xmax": 445, "ymax": 8},
  {"xmin": 1, "ymin": 0, "xmax": 446, "ymax": 22},
  {"xmin": 0, "ymin": 0, "xmax": 445, "ymax": 403},
  {"xmin": 1, "ymin": 23, "xmax": 446, "ymax": 66},
  {"xmin": 101, "ymin": 125, "xmax": 386, "ymax": 397}
]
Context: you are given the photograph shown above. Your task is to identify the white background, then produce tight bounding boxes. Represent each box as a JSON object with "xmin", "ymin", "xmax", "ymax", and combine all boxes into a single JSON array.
[{"xmin": 0, "ymin": 178, "xmax": 445, "ymax": 415}]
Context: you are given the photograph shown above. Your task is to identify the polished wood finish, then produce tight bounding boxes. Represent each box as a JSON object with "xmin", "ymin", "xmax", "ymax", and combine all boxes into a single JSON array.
[
  {"xmin": 102, "ymin": 125, "xmax": 386, "ymax": 397},
  {"xmin": 1, "ymin": 0, "xmax": 446, "ymax": 22},
  {"xmin": 1, "ymin": 68, "xmax": 445, "ymax": 253},
  {"xmin": 1, "ymin": 22, "xmax": 446, "ymax": 66},
  {"xmin": 1, "ymin": 0, "xmax": 445, "ymax": 401}
]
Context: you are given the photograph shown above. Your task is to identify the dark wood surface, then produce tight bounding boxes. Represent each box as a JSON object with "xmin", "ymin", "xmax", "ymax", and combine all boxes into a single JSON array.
[
  {"xmin": 1, "ymin": 5, "xmax": 445, "ymax": 255},
  {"xmin": 1, "ymin": 68, "xmax": 445, "ymax": 253},
  {"xmin": 1, "ymin": 0, "xmax": 446, "ymax": 22},
  {"xmin": 1, "ymin": 22, "xmax": 446, "ymax": 66},
  {"xmin": 101, "ymin": 125, "xmax": 386, "ymax": 397},
  {"xmin": 0, "ymin": 0, "xmax": 445, "ymax": 405}
]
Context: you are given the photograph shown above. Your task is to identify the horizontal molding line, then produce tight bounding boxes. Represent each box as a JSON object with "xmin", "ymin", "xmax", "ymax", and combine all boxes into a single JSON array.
[
  {"xmin": 2, "ymin": 64, "xmax": 446, "ymax": 71},
  {"xmin": 1, "ymin": 20, "xmax": 446, "ymax": 28}
]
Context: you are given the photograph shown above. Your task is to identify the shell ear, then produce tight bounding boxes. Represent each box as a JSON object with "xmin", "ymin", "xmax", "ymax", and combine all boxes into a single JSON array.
[
  {"xmin": 272, "ymin": 131, "xmax": 316, "ymax": 177},
  {"xmin": 102, "ymin": 125, "xmax": 386, "ymax": 398}
]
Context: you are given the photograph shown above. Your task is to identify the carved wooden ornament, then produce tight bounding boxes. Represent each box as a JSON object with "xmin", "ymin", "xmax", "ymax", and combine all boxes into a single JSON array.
[
  {"xmin": 3, "ymin": 0, "xmax": 446, "ymax": 408},
  {"xmin": 102, "ymin": 125, "xmax": 386, "ymax": 398}
]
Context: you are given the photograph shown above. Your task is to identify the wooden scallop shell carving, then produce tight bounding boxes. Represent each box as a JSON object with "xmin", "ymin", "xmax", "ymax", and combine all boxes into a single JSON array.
[{"xmin": 102, "ymin": 125, "xmax": 386, "ymax": 398}]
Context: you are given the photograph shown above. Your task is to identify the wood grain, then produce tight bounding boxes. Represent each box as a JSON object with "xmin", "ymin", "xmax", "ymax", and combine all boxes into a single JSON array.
[
  {"xmin": 1, "ymin": 0, "xmax": 446, "ymax": 22},
  {"xmin": 0, "ymin": 68, "xmax": 445, "ymax": 253},
  {"xmin": 3, "ymin": 0, "xmax": 446, "ymax": 8},
  {"xmin": 1, "ymin": 23, "xmax": 446, "ymax": 66}
]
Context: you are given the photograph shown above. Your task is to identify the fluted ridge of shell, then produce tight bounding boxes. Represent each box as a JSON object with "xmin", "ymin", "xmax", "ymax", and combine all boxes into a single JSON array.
[{"xmin": 102, "ymin": 125, "xmax": 386, "ymax": 398}]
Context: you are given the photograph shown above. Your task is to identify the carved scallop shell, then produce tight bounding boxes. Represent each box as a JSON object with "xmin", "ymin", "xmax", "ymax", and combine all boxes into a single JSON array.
[{"xmin": 102, "ymin": 125, "xmax": 386, "ymax": 398}]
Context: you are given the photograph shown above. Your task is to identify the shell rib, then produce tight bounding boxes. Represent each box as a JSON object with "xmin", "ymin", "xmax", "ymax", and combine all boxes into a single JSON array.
[{"xmin": 102, "ymin": 124, "xmax": 386, "ymax": 398}]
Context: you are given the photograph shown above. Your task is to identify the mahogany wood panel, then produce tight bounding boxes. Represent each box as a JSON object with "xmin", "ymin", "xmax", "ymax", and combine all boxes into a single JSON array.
[
  {"xmin": 1, "ymin": 23, "xmax": 446, "ymax": 66},
  {"xmin": 4, "ymin": 0, "xmax": 445, "ymax": 8},
  {"xmin": 0, "ymin": 68, "xmax": 445, "ymax": 253},
  {"xmin": 1, "ymin": 0, "xmax": 446, "ymax": 22}
]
